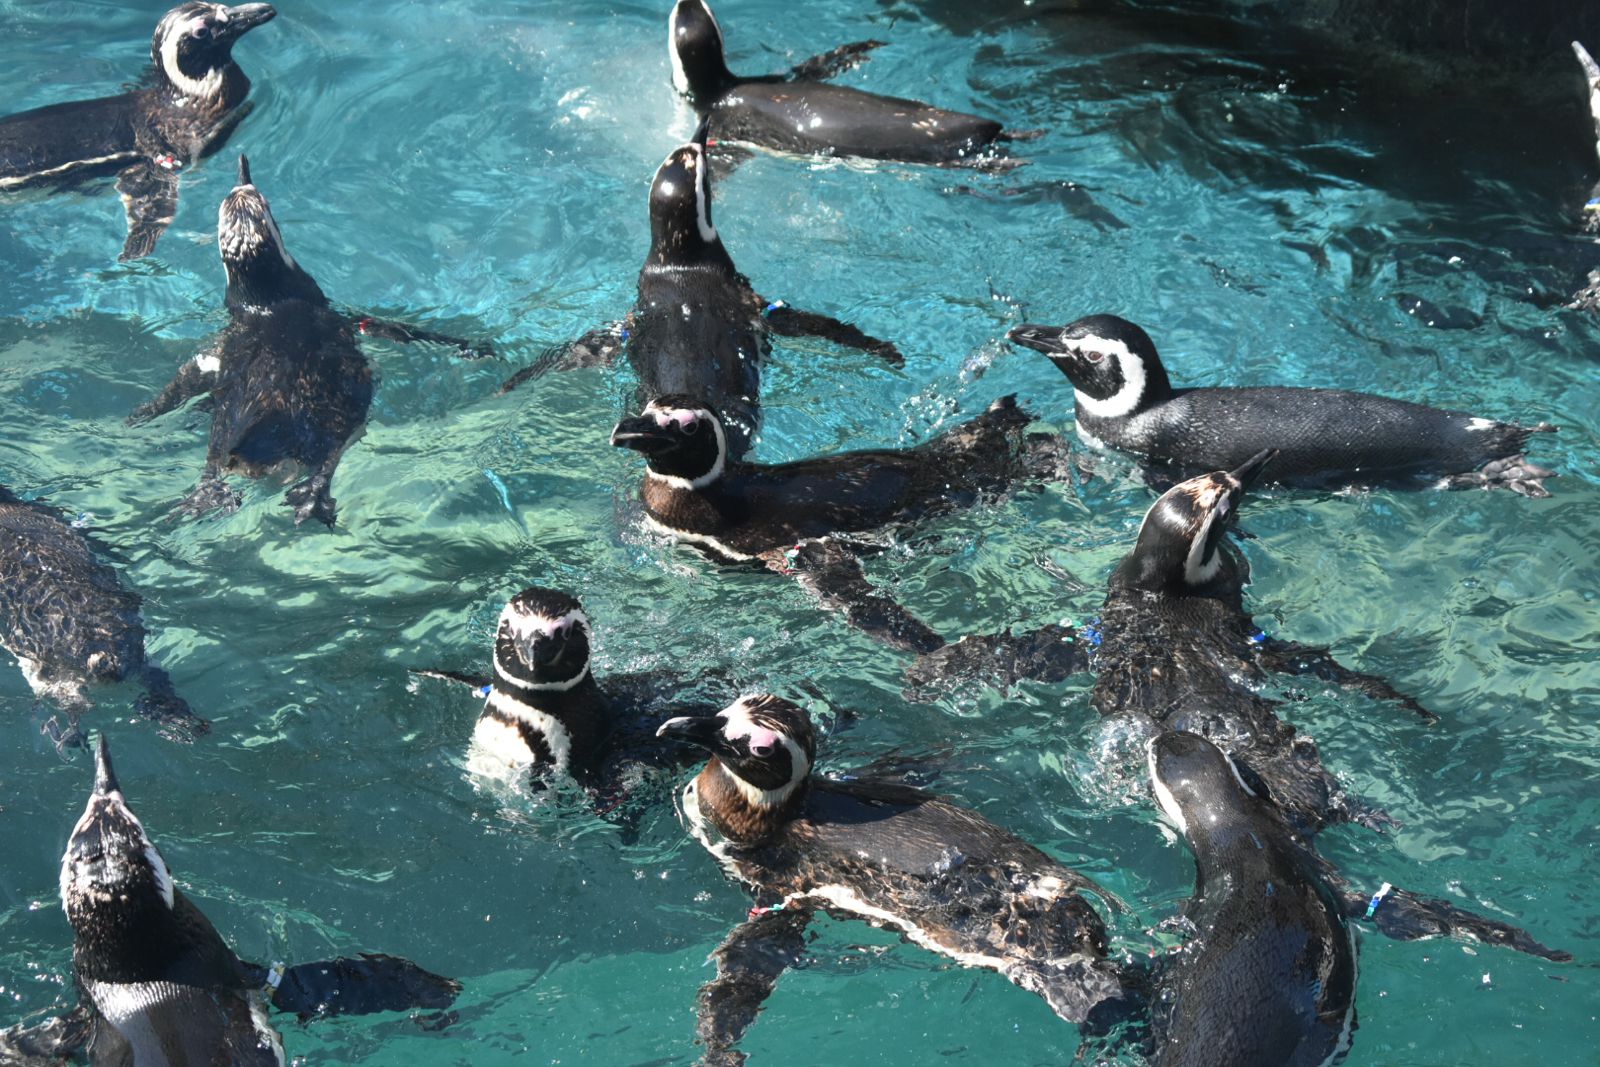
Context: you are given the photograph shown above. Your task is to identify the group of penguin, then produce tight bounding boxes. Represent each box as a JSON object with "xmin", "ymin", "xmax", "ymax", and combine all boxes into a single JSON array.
[{"xmin": 0, "ymin": 1, "xmax": 1584, "ymax": 1065}]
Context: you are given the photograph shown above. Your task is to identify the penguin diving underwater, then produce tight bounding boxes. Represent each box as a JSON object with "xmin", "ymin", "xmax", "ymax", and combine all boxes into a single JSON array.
[
  {"xmin": 0, "ymin": 484, "xmax": 206, "ymax": 745},
  {"xmin": 668, "ymin": 0, "xmax": 1030, "ymax": 168},
  {"xmin": 1008, "ymin": 314, "xmax": 1558, "ymax": 495},
  {"xmin": 1143, "ymin": 731, "xmax": 1570, "ymax": 1065},
  {"xmin": 610, "ymin": 393, "xmax": 1082, "ymax": 668},
  {"xmin": 501, "ymin": 126, "xmax": 901, "ymax": 458},
  {"xmin": 0, "ymin": 2, "xmax": 276, "ymax": 261},
  {"xmin": 0, "ymin": 735, "xmax": 461, "ymax": 1064},
  {"xmin": 656, "ymin": 695, "xmax": 1139, "ymax": 1063},
  {"xmin": 410, "ymin": 586, "xmax": 721, "ymax": 807},
  {"xmin": 127, "ymin": 155, "xmax": 490, "ymax": 527}
]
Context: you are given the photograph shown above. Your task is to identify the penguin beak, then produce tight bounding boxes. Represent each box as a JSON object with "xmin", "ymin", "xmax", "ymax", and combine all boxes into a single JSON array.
[
  {"xmin": 1006, "ymin": 323, "xmax": 1069, "ymax": 356},
  {"xmin": 219, "ymin": 3, "xmax": 276, "ymax": 38},
  {"xmin": 610, "ymin": 416, "xmax": 675, "ymax": 455},
  {"xmin": 1229, "ymin": 449, "xmax": 1276, "ymax": 491},
  {"xmin": 236, "ymin": 153, "xmax": 252, "ymax": 188},
  {"xmin": 692, "ymin": 114, "xmax": 713, "ymax": 151},
  {"xmin": 656, "ymin": 715, "xmax": 729, "ymax": 754},
  {"xmin": 93, "ymin": 734, "xmax": 120, "ymax": 797}
]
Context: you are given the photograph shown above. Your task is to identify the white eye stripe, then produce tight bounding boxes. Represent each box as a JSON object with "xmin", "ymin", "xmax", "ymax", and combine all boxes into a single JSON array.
[
  {"xmin": 1065, "ymin": 337, "xmax": 1146, "ymax": 419},
  {"xmin": 501, "ymin": 605, "xmax": 588, "ymax": 641}
]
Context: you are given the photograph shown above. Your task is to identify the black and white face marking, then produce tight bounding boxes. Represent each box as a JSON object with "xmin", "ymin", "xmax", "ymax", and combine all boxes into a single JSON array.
[
  {"xmin": 649, "ymin": 137, "xmax": 718, "ymax": 259},
  {"xmin": 610, "ymin": 396, "xmax": 728, "ymax": 489},
  {"xmin": 217, "ymin": 154, "xmax": 297, "ymax": 273},
  {"xmin": 491, "ymin": 587, "xmax": 592, "ymax": 692},
  {"xmin": 1126, "ymin": 450, "xmax": 1272, "ymax": 591},
  {"xmin": 59, "ymin": 737, "xmax": 175, "ymax": 927},
  {"xmin": 668, "ymin": 0, "xmax": 730, "ymax": 99},
  {"xmin": 658, "ymin": 695, "xmax": 815, "ymax": 808},
  {"xmin": 1007, "ymin": 314, "xmax": 1164, "ymax": 419},
  {"xmin": 1147, "ymin": 731, "xmax": 1255, "ymax": 841},
  {"xmin": 151, "ymin": 2, "xmax": 276, "ymax": 100}
]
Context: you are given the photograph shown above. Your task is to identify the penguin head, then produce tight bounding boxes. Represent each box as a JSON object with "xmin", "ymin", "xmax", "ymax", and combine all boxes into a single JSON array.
[
  {"xmin": 1007, "ymin": 314, "xmax": 1175, "ymax": 419},
  {"xmin": 647, "ymin": 125, "xmax": 732, "ymax": 270},
  {"xmin": 217, "ymin": 156, "xmax": 324, "ymax": 307},
  {"xmin": 1147, "ymin": 731, "xmax": 1258, "ymax": 841},
  {"xmin": 59, "ymin": 737, "xmax": 177, "ymax": 932},
  {"xmin": 610, "ymin": 396, "xmax": 729, "ymax": 489},
  {"xmin": 658, "ymin": 695, "xmax": 815, "ymax": 802},
  {"xmin": 668, "ymin": 0, "xmax": 735, "ymax": 100},
  {"xmin": 492, "ymin": 588, "xmax": 592, "ymax": 692},
  {"xmin": 152, "ymin": 2, "xmax": 276, "ymax": 100},
  {"xmin": 1119, "ymin": 450, "xmax": 1273, "ymax": 595}
]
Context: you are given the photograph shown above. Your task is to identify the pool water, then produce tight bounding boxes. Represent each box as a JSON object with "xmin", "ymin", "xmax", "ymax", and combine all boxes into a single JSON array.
[{"xmin": 1, "ymin": 1, "xmax": 1597, "ymax": 1063}]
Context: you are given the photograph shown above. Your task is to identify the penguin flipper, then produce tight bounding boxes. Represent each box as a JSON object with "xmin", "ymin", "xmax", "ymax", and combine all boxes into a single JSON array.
[
  {"xmin": 787, "ymin": 39, "xmax": 886, "ymax": 81},
  {"xmin": 127, "ymin": 346, "xmax": 219, "ymax": 425},
  {"xmin": 498, "ymin": 324, "xmax": 625, "ymax": 394},
  {"xmin": 115, "ymin": 161, "xmax": 180, "ymax": 262},
  {"xmin": 1256, "ymin": 636, "xmax": 1437, "ymax": 722},
  {"xmin": 759, "ymin": 298, "xmax": 904, "ymax": 366},
  {"xmin": 407, "ymin": 666, "xmax": 494, "ymax": 691},
  {"xmin": 902, "ymin": 624, "xmax": 1087, "ymax": 702},
  {"xmin": 1334, "ymin": 878, "xmax": 1572, "ymax": 963},
  {"xmin": 247, "ymin": 953, "xmax": 462, "ymax": 1021},
  {"xmin": 350, "ymin": 313, "xmax": 494, "ymax": 359},
  {"xmin": 768, "ymin": 539, "xmax": 945, "ymax": 654},
  {"xmin": 0, "ymin": 1002, "xmax": 93, "ymax": 1064},
  {"xmin": 696, "ymin": 907, "xmax": 813, "ymax": 1066}
]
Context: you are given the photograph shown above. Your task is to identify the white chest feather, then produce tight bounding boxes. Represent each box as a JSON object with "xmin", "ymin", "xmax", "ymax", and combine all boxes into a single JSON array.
[{"xmin": 469, "ymin": 689, "xmax": 573, "ymax": 775}]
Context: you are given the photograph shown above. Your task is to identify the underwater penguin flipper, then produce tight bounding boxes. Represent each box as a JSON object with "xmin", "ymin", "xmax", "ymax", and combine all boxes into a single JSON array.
[
  {"xmin": 768, "ymin": 539, "xmax": 945, "ymax": 654},
  {"xmin": 759, "ymin": 298, "xmax": 904, "ymax": 366},
  {"xmin": 696, "ymin": 906, "xmax": 813, "ymax": 1065},
  {"xmin": 902, "ymin": 623, "xmax": 1088, "ymax": 702},
  {"xmin": 1255, "ymin": 636, "xmax": 1437, "ymax": 722},
  {"xmin": 247, "ymin": 953, "xmax": 462, "ymax": 1021},
  {"xmin": 0, "ymin": 1002, "xmax": 93, "ymax": 1064},
  {"xmin": 127, "ymin": 344, "xmax": 221, "ymax": 426},
  {"xmin": 1329, "ymin": 869, "xmax": 1572, "ymax": 963},
  {"xmin": 786, "ymin": 38, "xmax": 886, "ymax": 81},
  {"xmin": 498, "ymin": 323, "xmax": 627, "ymax": 394},
  {"xmin": 349, "ymin": 313, "xmax": 494, "ymax": 360},
  {"xmin": 115, "ymin": 160, "xmax": 180, "ymax": 262}
]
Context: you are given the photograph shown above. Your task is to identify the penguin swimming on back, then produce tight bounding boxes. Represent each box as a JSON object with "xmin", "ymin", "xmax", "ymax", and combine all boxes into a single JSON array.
[
  {"xmin": 668, "ymin": 0, "xmax": 1027, "ymax": 168},
  {"xmin": 0, "ymin": 2, "xmax": 276, "ymax": 260},
  {"xmin": 1009, "ymin": 313, "xmax": 1557, "ymax": 495}
]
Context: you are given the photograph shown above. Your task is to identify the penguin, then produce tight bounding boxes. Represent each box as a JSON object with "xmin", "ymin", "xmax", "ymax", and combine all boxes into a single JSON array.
[
  {"xmin": 656, "ymin": 695, "xmax": 1138, "ymax": 1063},
  {"xmin": 668, "ymin": 0, "xmax": 1024, "ymax": 167},
  {"xmin": 17, "ymin": 735, "xmax": 463, "ymax": 1064},
  {"xmin": 128, "ymin": 156, "xmax": 486, "ymax": 527},
  {"xmin": 1008, "ymin": 314, "xmax": 1557, "ymax": 496},
  {"xmin": 410, "ymin": 586, "xmax": 716, "ymax": 804},
  {"xmin": 500, "ymin": 126, "xmax": 900, "ymax": 458},
  {"xmin": 0, "ymin": 2, "xmax": 276, "ymax": 261},
  {"xmin": 0, "ymin": 484, "xmax": 205, "ymax": 745},
  {"xmin": 609, "ymin": 393, "xmax": 1060, "ymax": 653},
  {"xmin": 1146, "ymin": 731, "xmax": 1358, "ymax": 1067},
  {"xmin": 1573, "ymin": 41, "xmax": 1600, "ymax": 236}
]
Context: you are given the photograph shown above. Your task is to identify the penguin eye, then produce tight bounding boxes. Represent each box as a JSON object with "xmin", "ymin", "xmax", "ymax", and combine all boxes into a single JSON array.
[
  {"xmin": 748, "ymin": 741, "xmax": 775, "ymax": 758},
  {"xmin": 682, "ymin": 419, "xmax": 702, "ymax": 436},
  {"xmin": 1085, "ymin": 350, "xmax": 1106, "ymax": 364},
  {"xmin": 191, "ymin": 23, "xmax": 211, "ymax": 39}
]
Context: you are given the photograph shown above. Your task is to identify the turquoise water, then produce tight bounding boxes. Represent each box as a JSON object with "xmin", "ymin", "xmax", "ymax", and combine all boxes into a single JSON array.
[{"xmin": 2, "ymin": 0, "xmax": 1598, "ymax": 1063}]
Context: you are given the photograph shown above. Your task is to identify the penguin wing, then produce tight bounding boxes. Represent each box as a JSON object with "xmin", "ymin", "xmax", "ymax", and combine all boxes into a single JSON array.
[
  {"xmin": 0, "ymin": 94, "xmax": 140, "ymax": 184},
  {"xmin": 786, "ymin": 38, "xmax": 886, "ymax": 81},
  {"xmin": 244, "ymin": 954, "xmax": 461, "ymax": 1021},
  {"xmin": 115, "ymin": 160, "xmax": 180, "ymax": 262},
  {"xmin": 0, "ymin": 1001, "xmax": 93, "ymax": 1065},
  {"xmin": 760, "ymin": 297, "xmax": 903, "ymax": 366},
  {"xmin": 694, "ymin": 907, "xmax": 813, "ymax": 1064},
  {"xmin": 347, "ymin": 311, "xmax": 492, "ymax": 360},
  {"xmin": 772, "ymin": 537, "xmax": 945, "ymax": 654},
  {"xmin": 1254, "ymin": 634, "xmax": 1436, "ymax": 722},
  {"xmin": 499, "ymin": 322, "xmax": 625, "ymax": 394},
  {"xmin": 127, "ymin": 341, "xmax": 221, "ymax": 426}
]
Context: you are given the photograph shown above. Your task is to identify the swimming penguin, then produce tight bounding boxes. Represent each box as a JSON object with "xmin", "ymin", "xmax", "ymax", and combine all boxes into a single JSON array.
[
  {"xmin": 3, "ymin": 735, "xmax": 461, "ymax": 1064},
  {"xmin": 1574, "ymin": 41, "xmax": 1600, "ymax": 235},
  {"xmin": 1147, "ymin": 731, "xmax": 1357, "ymax": 1067},
  {"xmin": 668, "ymin": 0, "xmax": 1024, "ymax": 167},
  {"xmin": 411, "ymin": 586, "xmax": 717, "ymax": 802},
  {"xmin": 656, "ymin": 695, "xmax": 1138, "ymax": 1063},
  {"xmin": 0, "ymin": 484, "xmax": 205, "ymax": 744},
  {"xmin": 610, "ymin": 393, "xmax": 1062, "ymax": 654},
  {"xmin": 1008, "ymin": 314, "xmax": 1558, "ymax": 496},
  {"xmin": 0, "ymin": 2, "xmax": 276, "ymax": 261},
  {"xmin": 128, "ymin": 156, "xmax": 486, "ymax": 527},
  {"xmin": 500, "ymin": 127, "xmax": 900, "ymax": 457}
]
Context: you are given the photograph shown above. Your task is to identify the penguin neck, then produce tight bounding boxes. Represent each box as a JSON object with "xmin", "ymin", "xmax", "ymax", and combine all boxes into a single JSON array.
[
  {"xmin": 1182, "ymin": 809, "xmax": 1288, "ymax": 903},
  {"xmin": 224, "ymin": 257, "xmax": 328, "ymax": 312},
  {"xmin": 158, "ymin": 61, "xmax": 251, "ymax": 114},
  {"xmin": 694, "ymin": 758, "xmax": 806, "ymax": 846},
  {"xmin": 70, "ymin": 889, "xmax": 196, "ymax": 984},
  {"xmin": 645, "ymin": 228, "xmax": 738, "ymax": 276}
]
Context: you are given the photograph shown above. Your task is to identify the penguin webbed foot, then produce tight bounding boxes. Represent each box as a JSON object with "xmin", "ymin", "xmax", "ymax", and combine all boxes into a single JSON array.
[
  {"xmin": 134, "ymin": 668, "xmax": 210, "ymax": 742},
  {"xmin": 40, "ymin": 714, "xmax": 87, "ymax": 759},
  {"xmin": 115, "ymin": 161, "xmax": 179, "ymax": 262},
  {"xmin": 786, "ymin": 39, "xmax": 885, "ymax": 81},
  {"xmin": 760, "ymin": 300, "xmax": 904, "ymax": 366},
  {"xmin": 696, "ymin": 907, "xmax": 813, "ymax": 1066},
  {"xmin": 174, "ymin": 473, "xmax": 242, "ymax": 521},
  {"xmin": 497, "ymin": 325, "xmax": 623, "ymax": 394},
  {"xmin": 261, "ymin": 953, "xmax": 463, "ymax": 1021},
  {"xmin": 903, "ymin": 624, "xmax": 1087, "ymax": 703},
  {"xmin": 1256, "ymin": 636, "xmax": 1437, "ymax": 723},
  {"xmin": 1440, "ymin": 454, "xmax": 1557, "ymax": 498},
  {"xmin": 770, "ymin": 539, "xmax": 945, "ymax": 654},
  {"xmin": 283, "ymin": 474, "xmax": 336, "ymax": 527},
  {"xmin": 1345, "ymin": 883, "xmax": 1573, "ymax": 963}
]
